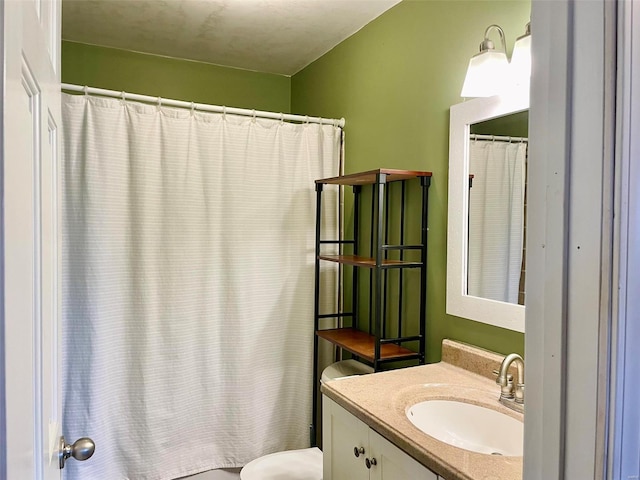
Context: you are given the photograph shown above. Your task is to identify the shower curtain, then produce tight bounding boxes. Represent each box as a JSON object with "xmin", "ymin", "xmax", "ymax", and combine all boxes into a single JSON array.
[
  {"xmin": 61, "ymin": 93, "xmax": 341, "ymax": 480},
  {"xmin": 467, "ymin": 139, "xmax": 527, "ymax": 304}
]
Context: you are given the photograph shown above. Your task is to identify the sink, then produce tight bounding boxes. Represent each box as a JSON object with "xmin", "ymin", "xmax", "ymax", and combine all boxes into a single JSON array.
[{"xmin": 406, "ymin": 400, "xmax": 523, "ymax": 456}]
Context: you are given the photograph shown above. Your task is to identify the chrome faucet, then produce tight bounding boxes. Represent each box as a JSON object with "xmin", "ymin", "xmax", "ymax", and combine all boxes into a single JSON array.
[{"xmin": 495, "ymin": 353, "xmax": 524, "ymax": 413}]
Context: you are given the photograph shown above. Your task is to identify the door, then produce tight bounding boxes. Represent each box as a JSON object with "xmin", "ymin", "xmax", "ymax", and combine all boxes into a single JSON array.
[
  {"xmin": 368, "ymin": 430, "xmax": 436, "ymax": 480},
  {"xmin": 322, "ymin": 396, "xmax": 370, "ymax": 480},
  {"xmin": 323, "ymin": 397, "xmax": 438, "ymax": 480},
  {"xmin": 2, "ymin": 0, "xmax": 62, "ymax": 478}
]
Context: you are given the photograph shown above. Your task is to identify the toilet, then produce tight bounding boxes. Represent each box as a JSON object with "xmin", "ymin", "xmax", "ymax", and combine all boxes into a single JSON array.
[
  {"xmin": 240, "ymin": 447, "xmax": 323, "ymax": 480},
  {"xmin": 239, "ymin": 359, "xmax": 374, "ymax": 480}
]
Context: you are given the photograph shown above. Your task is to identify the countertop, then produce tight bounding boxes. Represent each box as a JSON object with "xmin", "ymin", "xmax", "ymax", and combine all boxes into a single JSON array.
[{"xmin": 320, "ymin": 340, "xmax": 523, "ymax": 480}]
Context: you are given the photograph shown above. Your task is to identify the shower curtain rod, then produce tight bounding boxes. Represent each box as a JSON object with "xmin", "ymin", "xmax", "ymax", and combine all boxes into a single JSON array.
[
  {"xmin": 61, "ymin": 83, "xmax": 346, "ymax": 128},
  {"xmin": 470, "ymin": 133, "xmax": 528, "ymax": 143}
]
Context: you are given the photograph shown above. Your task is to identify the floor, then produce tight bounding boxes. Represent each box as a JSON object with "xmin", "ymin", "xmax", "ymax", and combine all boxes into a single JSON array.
[{"xmin": 179, "ymin": 468, "xmax": 241, "ymax": 480}]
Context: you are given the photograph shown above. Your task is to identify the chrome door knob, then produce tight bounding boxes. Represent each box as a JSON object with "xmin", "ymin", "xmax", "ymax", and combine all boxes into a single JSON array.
[{"xmin": 59, "ymin": 436, "xmax": 95, "ymax": 469}]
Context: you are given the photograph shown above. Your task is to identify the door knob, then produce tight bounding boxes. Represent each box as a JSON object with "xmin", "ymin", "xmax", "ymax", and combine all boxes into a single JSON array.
[
  {"xmin": 353, "ymin": 446, "xmax": 365, "ymax": 457},
  {"xmin": 59, "ymin": 436, "xmax": 95, "ymax": 469},
  {"xmin": 365, "ymin": 457, "xmax": 377, "ymax": 469}
]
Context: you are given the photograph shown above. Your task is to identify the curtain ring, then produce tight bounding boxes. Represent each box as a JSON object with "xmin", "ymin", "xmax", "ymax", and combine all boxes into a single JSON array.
[
  {"xmin": 251, "ymin": 109, "xmax": 256, "ymax": 122},
  {"xmin": 279, "ymin": 112, "xmax": 284, "ymax": 124},
  {"xmin": 222, "ymin": 106, "xmax": 227, "ymax": 119},
  {"xmin": 83, "ymin": 85, "xmax": 89, "ymax": 96},
  {"xmin": 305, "ymin": 115, "xmax": 310, "ymax": 125},
  {"xmin": 190, "ymin": 102, "xmax": 196, "ymax": 115}
]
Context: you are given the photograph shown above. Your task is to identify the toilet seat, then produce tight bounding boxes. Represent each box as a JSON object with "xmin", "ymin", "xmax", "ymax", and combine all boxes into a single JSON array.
[{"xmin": 240, "ymin": 447, "xmax": 322, "ymax": 480}]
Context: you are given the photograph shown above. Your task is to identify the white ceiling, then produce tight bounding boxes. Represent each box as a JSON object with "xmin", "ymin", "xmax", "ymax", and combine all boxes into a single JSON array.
[{"xmin": 62, "ymin": 0, "xmax": 402, "ymax": 76}]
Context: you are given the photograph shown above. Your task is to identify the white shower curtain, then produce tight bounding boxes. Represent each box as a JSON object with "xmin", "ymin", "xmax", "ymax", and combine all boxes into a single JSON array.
[
  {"xmin": 61, "ymin": 93, "xmax": 340, "ymax": 480},
  {"xmin": 467, "ymin": 140, "xmax": 526, "ymax": 304}
]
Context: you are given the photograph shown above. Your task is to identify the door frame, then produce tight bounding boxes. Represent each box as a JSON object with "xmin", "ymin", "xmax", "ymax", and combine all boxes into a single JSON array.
[
  {"xmin": 525, "ymin": 0, "xmax": 621, "ymax": 478},
  {"xmin": 0, "ymin": 1, "xmax": 6, "ymax": 476},
  {"xmin": 608, "ymin": 0, "xmax": 640, "ymax": 477}
]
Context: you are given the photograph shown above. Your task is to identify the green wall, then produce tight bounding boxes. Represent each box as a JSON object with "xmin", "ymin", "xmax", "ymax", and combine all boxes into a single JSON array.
[
  {"xmin": 62, "ymin": 41, "xmax": 291, "ymax": 113},
  {"xmin": 62, "ymin": 0, "xmax": 529, "ymax": 361},
  {"xmin": 292, "ymin": 0, "xmax": 530, "ymax": 361},
  {"xmin": 471, "ymin": 110, "xmax": 529, "ymax": 137}
]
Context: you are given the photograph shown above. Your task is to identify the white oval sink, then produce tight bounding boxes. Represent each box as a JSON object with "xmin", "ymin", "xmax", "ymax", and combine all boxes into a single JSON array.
[{"xmin": 406, "ymin": 400, "xmax": 523, "ymax": 456}]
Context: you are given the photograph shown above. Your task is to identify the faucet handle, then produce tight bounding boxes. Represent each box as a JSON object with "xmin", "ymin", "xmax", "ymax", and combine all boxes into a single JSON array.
[
  {"xmin": 492, "ymin": 369, "xmax": 513, "ymax": 381},
  {"xmin": 514, "ymin": 383, "xmax": 525, "ymax": 404},
  {"xmin": 493, "ymin": 369, "xmax": 514, "ymax": 399}
]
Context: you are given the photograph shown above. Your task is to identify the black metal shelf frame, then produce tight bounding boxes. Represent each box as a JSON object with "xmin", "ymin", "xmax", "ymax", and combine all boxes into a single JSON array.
[{"xmin": 310, "ymin": 170, "xmax": 431, "ymax": 446}]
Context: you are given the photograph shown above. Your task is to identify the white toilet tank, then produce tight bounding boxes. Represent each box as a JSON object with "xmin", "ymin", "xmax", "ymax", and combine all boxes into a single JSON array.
[{"xmin": 320, "ymin": 359, "xmax": 374, "ymax": 383}]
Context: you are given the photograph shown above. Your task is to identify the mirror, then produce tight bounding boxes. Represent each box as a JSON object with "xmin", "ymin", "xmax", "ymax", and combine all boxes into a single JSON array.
[{"xmin": 446, "ymin": 95, "xmax": 529, "ymax": 332}]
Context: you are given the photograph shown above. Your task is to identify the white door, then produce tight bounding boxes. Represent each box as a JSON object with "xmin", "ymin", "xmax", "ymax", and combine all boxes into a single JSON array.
[
  {"xmin": 368, "ymin": 430, "xmax": 436, "ymax": 480},
  {"xmin": 2, "ymin": 0, "xmax": 71, "ymax": 478},
  {"xmin": 322, "ymin": 397, "xmax": 370, "ymax": 480}
]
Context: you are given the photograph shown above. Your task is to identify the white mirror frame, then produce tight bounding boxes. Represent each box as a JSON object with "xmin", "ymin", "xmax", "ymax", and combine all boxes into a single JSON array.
[{"xmin": 446, "ymin": 94, "xmax": 529, "ymax": 333}]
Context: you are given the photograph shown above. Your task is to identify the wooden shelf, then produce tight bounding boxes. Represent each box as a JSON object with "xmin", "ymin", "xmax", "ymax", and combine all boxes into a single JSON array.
[
  {"xmin": 316, "ymin": 328, "xmax": 419, "ymax": 363},
  {"xmin": 316, "ymin": 168, "xmax": 432, "ymax": 186},
  {"xmin": 318, "ymin": 254, "xmax": 422, "ymax": 268}
]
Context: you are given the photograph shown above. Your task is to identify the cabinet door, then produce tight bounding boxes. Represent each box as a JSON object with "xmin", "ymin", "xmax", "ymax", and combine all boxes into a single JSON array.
[
  {"xmin": 323, "ymin": 397, "xmax": 370, "ymax": 480},
  {"xmin": 368, "ymin": 429, "xmax": 438, "ymax": 480}
]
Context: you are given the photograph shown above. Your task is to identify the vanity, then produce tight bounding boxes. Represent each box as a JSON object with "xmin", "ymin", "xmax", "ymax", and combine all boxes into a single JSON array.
[{"xmin": 321, "ymin": 340, "xmax": 523, "ymax": 480}]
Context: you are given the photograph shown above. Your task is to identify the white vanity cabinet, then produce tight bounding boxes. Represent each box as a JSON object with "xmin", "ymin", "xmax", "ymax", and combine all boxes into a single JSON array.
[{"xmin": 323, "ymin": 396, "xmax": 438, "ymax": 480}]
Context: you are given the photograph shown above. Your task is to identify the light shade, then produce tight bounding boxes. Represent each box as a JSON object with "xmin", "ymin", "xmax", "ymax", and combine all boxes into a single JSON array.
[
  {"xmin": 461, "ymin": 50, "xmax": 510, "ymax": 98},
  {"xmin": 510, "ymin": 32, "xmax": 531, "ymax": 92}
]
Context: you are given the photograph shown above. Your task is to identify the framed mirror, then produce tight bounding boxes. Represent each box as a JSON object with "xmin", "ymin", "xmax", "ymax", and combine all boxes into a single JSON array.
[{"xmin": 446, "ymin": 95, "xmax": 529, "ymax": 332}]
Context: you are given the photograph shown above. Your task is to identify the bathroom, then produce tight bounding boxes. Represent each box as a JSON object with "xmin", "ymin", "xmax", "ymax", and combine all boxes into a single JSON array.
[
  {"xmin": 2, "ymin": 0, "xmax": 635, "ymax": 479},
  {"xmin": 59, "ymin": 1, "xmax": 529, "ymax": 476}
]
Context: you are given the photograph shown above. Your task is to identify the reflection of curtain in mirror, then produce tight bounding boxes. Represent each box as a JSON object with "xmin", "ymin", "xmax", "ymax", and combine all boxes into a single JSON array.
[{"xmin": 468, "ymin": 140, "xmax": 527, "ymax": 303}]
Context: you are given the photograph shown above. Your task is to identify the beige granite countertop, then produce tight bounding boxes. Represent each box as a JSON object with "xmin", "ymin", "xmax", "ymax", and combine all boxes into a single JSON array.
[{"xmin": 321, "ymin": 340, "xmax": 523, "ymax": 480}]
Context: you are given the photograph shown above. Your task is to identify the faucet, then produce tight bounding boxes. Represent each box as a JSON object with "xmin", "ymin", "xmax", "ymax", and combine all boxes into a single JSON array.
[{"xmin": 495, "ymin": 353, "xmax": 524, "ymax": 413}]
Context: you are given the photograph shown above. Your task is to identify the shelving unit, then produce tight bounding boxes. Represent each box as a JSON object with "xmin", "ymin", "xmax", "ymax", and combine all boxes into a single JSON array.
[{"xmin": 311, "ymin": 168, "xmax": 432, "ymax": 444}]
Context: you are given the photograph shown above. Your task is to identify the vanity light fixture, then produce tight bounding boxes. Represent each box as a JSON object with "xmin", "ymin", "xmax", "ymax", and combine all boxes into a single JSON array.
[
  {"xmin": 460, "ymin": 24, "xmax": 510, "ymax": 98},
  {"xmin": 510, "ymin": 22, "xmax": 532, "ymax": 92},
  {"xmin": 461, "ymin": 22, "xmax": 532, "ymax": 98}
]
